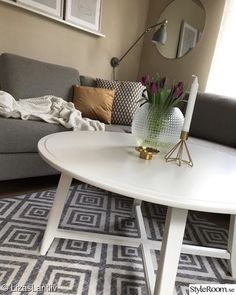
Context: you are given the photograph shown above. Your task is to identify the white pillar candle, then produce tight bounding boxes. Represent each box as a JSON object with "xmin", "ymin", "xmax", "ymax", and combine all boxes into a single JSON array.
[{"xmin": 182, "ymin": 75, "xmax": 199, "ymax": 132}]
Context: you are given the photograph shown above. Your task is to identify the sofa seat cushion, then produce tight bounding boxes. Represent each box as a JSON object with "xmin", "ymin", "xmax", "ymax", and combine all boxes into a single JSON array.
[
  {"xmin": 0, "ymin": 116, "xmax": 130, "ymax": 153},
  {"xmin": 0, "ymin": 117, "xmax": 69, "ymax": 153},
  {"xmin": 0, "ymin": 53, "xmax": 80, "ymax": 100},
  {"xmin": 105, "ymin": 124, "xmax": 131, "ymax": 133}
]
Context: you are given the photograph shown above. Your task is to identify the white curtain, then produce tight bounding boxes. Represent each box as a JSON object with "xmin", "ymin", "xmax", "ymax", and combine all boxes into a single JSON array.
[{"xmin": 206, "ymin": 0, "xmax": 236, "ymax": 97}]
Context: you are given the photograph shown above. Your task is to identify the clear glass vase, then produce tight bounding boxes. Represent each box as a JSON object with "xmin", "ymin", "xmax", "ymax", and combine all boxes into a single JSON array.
[{"xmin": 131, "ymin": 103, "xmax": 184, "ymax": 152}]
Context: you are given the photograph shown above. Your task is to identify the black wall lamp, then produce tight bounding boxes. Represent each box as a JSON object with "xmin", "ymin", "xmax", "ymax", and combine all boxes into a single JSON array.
[{"xmin": 110, "ymin": 19, "xmax": 168, "ymax": 78}]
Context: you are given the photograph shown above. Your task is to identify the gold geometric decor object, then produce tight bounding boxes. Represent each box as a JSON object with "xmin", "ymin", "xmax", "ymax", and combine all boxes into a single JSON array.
[{"xmin": 164, "ymin": 131, "xmax": 193, "ymax": 167}]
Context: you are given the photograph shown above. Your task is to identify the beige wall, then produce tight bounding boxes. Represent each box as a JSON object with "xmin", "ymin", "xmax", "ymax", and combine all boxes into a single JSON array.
[
  {"xmin": 138, "ymin": 0, "xmax": 226, "ymax": 91},
  {"xmin": 0, "ymin": 0, "xmax": 149, "ymax": 81}
]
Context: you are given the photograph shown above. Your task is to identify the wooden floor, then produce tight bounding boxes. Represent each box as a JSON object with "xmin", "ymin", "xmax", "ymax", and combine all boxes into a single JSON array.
[{"xmin": 0, "ymin": 175, "xmax": 62, "ymax": 198}]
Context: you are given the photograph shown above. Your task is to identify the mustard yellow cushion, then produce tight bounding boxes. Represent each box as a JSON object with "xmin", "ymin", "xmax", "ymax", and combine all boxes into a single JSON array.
[{"xmin": 73, "ymin": 85, "xmax": 115, "ymax": 124}]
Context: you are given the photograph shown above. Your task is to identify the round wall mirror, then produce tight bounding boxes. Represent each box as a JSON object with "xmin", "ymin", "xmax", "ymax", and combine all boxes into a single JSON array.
[{"xmin": 156, "ymin": 0, "xmax": 206, "ymax": 59}]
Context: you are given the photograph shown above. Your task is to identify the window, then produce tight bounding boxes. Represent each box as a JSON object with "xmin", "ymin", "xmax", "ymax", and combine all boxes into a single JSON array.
[{"xmin": 206, "ymin": 0, "xmax": 236, "ymax": 98}]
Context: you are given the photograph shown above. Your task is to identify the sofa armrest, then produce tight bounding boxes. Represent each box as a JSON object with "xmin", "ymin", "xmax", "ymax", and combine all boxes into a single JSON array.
[{"xmin": 190, "ymin": 93, "xmax": 236, "ymax": 148}]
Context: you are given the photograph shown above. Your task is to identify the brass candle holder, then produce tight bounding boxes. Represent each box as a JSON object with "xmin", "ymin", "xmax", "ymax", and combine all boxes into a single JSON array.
[
  {"xmin": 164, "ymin": 131, "xmax": 193, "ymax": 166},
  {"xmin": 135, "ymin": 146, "xmax": 159, "ymax": 160}
]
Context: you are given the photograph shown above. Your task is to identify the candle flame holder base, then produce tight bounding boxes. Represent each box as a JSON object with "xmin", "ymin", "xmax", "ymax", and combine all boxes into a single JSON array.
[
  {"xmin": 164, "ymin": 131, "xmax": 193, "ymax": 167},
  {"xmin": 135, "ymin": 146, "xmax": 159, "ymax": 160}
]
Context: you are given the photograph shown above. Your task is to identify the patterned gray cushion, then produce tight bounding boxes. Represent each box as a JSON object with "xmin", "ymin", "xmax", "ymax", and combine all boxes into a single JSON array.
[{"xmin": 96, "ymin": 78, "xmax": 144, "ymax": 125}]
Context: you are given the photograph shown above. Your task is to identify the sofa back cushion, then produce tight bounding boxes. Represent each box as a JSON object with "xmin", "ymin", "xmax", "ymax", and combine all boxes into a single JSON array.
[
  {"xmin": 80, "ymin": 75, "xmax": 97, "ymax": 88},
  {"xmin": 0, "ymin": 53, "xmax": 80, "ymax": 101},
  {"xmin": 190, "ymin": 93, "xmax": 236, "ymax": 148}
]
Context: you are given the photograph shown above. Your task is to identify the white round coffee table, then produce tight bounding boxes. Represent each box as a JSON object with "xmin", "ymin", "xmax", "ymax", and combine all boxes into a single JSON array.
[{"xmin": 38, "ymin": 131, "xmax": 236, "ymax": 295}]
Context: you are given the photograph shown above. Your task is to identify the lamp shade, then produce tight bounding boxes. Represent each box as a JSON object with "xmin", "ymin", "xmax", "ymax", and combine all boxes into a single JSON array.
[{"xmin": 152, "ymin": 23, "xmax": 167, "ymax": 45}]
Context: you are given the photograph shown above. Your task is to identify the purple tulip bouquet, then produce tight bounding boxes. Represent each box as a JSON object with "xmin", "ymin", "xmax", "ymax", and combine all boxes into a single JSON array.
[
  {"xmin": 132, "ymin": 74, "xmax": 185, "ymax": 150},
  {"xmin": 140, "ymin": 74, "xmax": 185, "ymax": 114}
]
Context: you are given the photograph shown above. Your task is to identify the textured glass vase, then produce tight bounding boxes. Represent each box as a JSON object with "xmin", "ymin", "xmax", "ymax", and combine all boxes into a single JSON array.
[{"xmin": 131, "ymin": 103, "xmax": 184, "ymax": 152}]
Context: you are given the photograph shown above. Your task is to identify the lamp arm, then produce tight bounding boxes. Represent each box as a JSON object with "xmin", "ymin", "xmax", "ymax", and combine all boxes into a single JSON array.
[
  {"xmin": 147, "ymin": 19, "xmax": 167, "ymax": 31},
  {"xmin": 118, "ymin": 30, "xmax": 147, "ymax": 64},
  {"xmin": 110, "ymin": 19, "xmax": 167, "ymax": 68}
]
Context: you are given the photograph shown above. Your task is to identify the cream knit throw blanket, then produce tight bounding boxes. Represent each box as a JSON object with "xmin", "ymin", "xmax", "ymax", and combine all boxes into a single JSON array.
[{"xmin": 0, "ymin": 91, "xmax": 105, "ymax": 131}]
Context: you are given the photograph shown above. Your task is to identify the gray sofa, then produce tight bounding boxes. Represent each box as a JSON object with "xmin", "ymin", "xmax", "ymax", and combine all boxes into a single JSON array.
[
  {"xmin": 0, "ymin": 53, "xmax": 130, "ymax": 181},
  {"xmin": 0, "ymin": 53, "xmax": 235, "ymax": 181},
  {"xmin": 190, "ymin": 92, "xmax": 236, "ymax": 148}
]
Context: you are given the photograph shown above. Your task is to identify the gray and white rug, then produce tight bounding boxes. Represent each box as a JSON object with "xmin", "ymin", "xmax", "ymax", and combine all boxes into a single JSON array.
[{"xmin": 0, "ymin": 183, "xmax": 235, "ymax": 295}]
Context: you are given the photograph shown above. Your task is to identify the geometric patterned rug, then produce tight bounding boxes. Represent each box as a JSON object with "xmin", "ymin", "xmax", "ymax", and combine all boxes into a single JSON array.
[{"xmin": 0, "ymin": 183, "xmax": 235, "ymax": 295}]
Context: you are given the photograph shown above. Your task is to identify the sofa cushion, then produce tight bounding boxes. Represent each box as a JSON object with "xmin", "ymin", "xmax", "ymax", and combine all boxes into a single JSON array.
[
  {"xmin": 96, "ymin": 78, "xmax": 144, "ymax": 126},
  {"xmin": 190, "ymin": 93, "xmax": 236, "ymax": 148},
  {"xmin": 105, "ymin": 124, "xmax": 131, "ymax": 133},
  {"xmin": 0, "ymin": 117, "xmax": 69, "ymax": 153},
  {"xmin": 73, "ymin": 85, "xmax": 115, "ymax": 124},
  {"xmin": 80, "ymin": 75, "xmax": 97, "ymax": 88},
  {"xmin": 0, "ymin": 53, "xmax": 80, "ymax": 101},
  {"xmin": 0, "ymin": 116, "xmax": 130, "ymax": 153}
]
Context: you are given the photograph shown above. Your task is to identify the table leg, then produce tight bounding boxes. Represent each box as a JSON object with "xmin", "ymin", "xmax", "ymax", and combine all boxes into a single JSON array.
[
  {"xmin": 153, "ymin": 207, "xmax": 188, "ymax": 295},
  {"xmin": 228, "ymin": 215, "xmax": 236, "ymax": 278},
  {"xmin": 131, "ymin": 199, "xmax": 142, "ymax": 218},
  {"xmin": 40, "ymin": 173, "xmax": 72, "ymax": 255}
]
